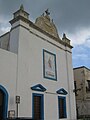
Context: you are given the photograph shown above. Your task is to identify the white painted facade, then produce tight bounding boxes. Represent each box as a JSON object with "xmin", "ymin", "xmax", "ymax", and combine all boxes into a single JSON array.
[{"xmin": 0, "ymin": 6, "xmax": 76, "ymax": 120}]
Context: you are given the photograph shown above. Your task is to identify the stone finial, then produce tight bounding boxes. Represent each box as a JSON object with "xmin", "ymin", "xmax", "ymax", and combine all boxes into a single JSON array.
[
  {"xmin": 63, "ymin": 33, "xmax": 66, "ymax": 39},
  {"xmin": 62, "ymin": 33, "xmax": 70, "ymax": 45},
  {"xmin": 35, "ymin": 9, "xmax": 59, "ymax": 38},
  {"xmin": 10, "ymin": 5, "xmax": 29, "ymax": 25},
  {"xmin": 45, "ymin": 9, "xmax": 50, "ymax": 15},
  {"xmin": 20, "ymin": 4, "xmax": 24, "ymax": 11}
]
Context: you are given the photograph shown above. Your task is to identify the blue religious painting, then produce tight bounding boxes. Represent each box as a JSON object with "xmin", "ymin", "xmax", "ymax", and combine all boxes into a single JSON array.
[{"xmin": 43, "ymin": 49, "xmax": 57, "ymax": 80}]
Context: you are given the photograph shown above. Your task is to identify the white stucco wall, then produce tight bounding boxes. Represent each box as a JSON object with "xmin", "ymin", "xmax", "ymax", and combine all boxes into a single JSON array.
[
  {"xmin": 65, "ymin": 49, "xmax": 76, "ymax": 119},
  {"xmin": 11, "ymin": 21, "xmax": 76, "ymax": 119},
  {"xmin": 0, "ymin": 14, "xmax": 76, "ymax": 119},
  {"xmin": 0, "ymin": 32, "xmax": 9, "ymax": 50},
  {"xmin": 9, "ymin": 23, "xmax": 20, "ymax": 54},
  {"xmin": 0, "ymin": 49, "xmax": 17, "ymax": 113}
]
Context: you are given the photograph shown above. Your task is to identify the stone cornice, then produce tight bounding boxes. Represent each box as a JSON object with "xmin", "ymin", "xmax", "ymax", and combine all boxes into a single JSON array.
[
  {"xmin": 0, "ymin": 32, "xmax": 10, "ymax": 38},
  {"xmin": 10, "ymin": 24, "xmax": 72, "ymax": 54},
  {"xmin": 29, "ymin": 21, "xmax": 73, "ymax": 49},
  {"xmin": 9, "ymin": 15, "xmax": 73, "ymax": 49},
  {"xmin": 73, "ymin": 66, "xmax": 90, "ymax": 71},
  {"xmin": 13, "ymin": 9, "xmax": 29, "ymax": 16},
  {"xmin": 9, "ymin": 15, "xmax": 30, "ymax": 25}
]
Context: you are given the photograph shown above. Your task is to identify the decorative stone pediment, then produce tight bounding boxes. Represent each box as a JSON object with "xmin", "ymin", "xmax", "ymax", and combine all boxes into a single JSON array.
[
  {"xmin": 35, "ymin": 10, "xmax": 59, "ymax": 38},
  {"xmin": 31, "ymin": 84, "xmax": 46, "ymax": 92},
  {"xmin": 56, "ymin": 88, "xmax": 68, "ymax": 95}
]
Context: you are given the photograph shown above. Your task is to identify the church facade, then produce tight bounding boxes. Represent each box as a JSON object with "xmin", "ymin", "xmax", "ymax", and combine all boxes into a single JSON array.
[{"xmin": 0, "ymin": 6, "xmax": 76, "ymax": 120}]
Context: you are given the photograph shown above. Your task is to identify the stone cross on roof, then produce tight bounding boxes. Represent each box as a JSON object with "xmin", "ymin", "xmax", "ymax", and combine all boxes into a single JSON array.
[{"xmin": 45, "ymin": 9, "xmax": 50, "ymax": 15}]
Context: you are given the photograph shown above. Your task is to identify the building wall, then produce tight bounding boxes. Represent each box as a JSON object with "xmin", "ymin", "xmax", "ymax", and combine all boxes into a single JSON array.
[
  {"xmin": 0, "ymin": 32, "xmax": 9, "ymax": 50},
  {"xmin": 0, "ymin": 7, "xmax": 76, "ymax": 119},
  {"xmin": 74, "ymin": 67, "xmax": 90, "ymax": 117},
  {"xmin": 0, "ymin": 49, "xmax": 17, "ymax": 113},
  {"xmin": 74, "ymin": 67, "xmax": 85, "ymax": 100},
  {"xmin": 11, "ymin": 20, "xmax": 76, "ymax": 119},
  {"xmin": 74, "ymin": 67, "xmax": 90, "ymax": 100},
  {"xmin": 9, "ymin": 21, "xmax": 20, "ymax": 54}
]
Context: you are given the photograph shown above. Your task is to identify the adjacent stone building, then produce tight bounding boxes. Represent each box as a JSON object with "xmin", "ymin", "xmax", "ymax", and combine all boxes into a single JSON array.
[
  {"xmin": 73, "ymin": 66, "xmax": 90, "ymax": 118},
  {"xmin": 0, "ymin": 5, "xmax": 76, "ymax": 120}
]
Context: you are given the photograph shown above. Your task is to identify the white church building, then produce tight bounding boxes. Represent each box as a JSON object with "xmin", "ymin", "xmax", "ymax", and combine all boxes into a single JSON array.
[{"xmin": 0, "ymin": 5, "xmax": 76, "ymax": 120}]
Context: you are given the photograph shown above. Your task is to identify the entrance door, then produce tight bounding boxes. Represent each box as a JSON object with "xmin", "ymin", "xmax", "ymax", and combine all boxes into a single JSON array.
[
  {"xmin": 0, "ymin": 90, "xmax": 4, "ymax": 120},
  {"xmin": 32, "ymin": 93, "xmax": 44, "ymax": 120}
]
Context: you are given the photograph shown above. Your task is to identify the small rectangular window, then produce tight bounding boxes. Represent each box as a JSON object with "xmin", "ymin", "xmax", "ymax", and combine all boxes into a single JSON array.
[
  {"xmin": 58, "ymin": 96, "xmax": 67, "ymax": 119},
  {"xmin": 86, "ymin": 80, "xmax": 90, "ymax": 92}
]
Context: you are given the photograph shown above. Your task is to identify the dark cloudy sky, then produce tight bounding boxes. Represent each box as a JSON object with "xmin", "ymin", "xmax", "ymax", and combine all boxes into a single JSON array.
[{"xmin": 0, "ymin": 0, "xmax": 90, "ymax": 68}]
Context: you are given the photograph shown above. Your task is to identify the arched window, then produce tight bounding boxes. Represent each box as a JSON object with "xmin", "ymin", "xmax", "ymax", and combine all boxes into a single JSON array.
[{"xmin": 0, "ymin": 85, "xmax": 8, "ymax": 119}]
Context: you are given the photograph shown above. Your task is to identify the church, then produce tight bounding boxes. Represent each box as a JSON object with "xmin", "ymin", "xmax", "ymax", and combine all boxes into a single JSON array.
[{"xmin": 0, "ymin": 5, "xmax": 76, "ymax": 120}]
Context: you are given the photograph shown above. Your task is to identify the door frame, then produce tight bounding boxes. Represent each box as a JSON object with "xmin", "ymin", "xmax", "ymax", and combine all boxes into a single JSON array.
[
  {"xmin": 32, "ymin": 93, "xmax": 44, "ymax": 120},
  {"xmin": 0, "ymin": 85, "xmax": 8, "ymax": 119}
]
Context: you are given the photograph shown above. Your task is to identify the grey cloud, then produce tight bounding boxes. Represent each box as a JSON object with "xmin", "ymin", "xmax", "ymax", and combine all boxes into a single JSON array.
[
  {"xmin": 0, "ymin": 0, "xmax": 90, "ymax": 68},
  {"xmin": 0, "ymin": 0, "xmax": 90, "ymax": 34}
]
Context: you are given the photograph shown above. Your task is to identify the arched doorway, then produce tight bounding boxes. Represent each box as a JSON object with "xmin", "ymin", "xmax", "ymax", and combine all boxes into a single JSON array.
[
  {"xmin": 0, "ymin": 85, "xmax": 8, "ymax": 119},
  {"xmin": 0, "ymin": 90, "xmax": 4, "ymax": 119}
]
